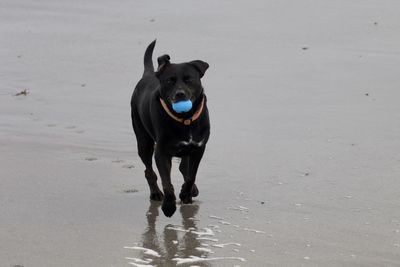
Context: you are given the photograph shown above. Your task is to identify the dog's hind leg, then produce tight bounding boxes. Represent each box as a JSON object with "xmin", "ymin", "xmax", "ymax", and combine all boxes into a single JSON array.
[
  {"xmin": 179, "ymin": 157, "xmax": 199, "ymax": 198},
  {"xmin": 132, "ymin": 115, "xmax": 163, "ymax": 201},
  {"xmin": 179, "ymin": 147, "xmax": 205, "ymax": 204}
]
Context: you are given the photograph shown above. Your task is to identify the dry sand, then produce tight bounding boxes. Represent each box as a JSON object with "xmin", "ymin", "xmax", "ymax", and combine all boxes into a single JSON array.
[{"xmin": 1, "ymin": 0, "xmax": 400, "ymax": 266}]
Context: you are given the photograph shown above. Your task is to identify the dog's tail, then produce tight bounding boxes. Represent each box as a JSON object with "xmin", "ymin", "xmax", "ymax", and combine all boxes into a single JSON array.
[{"xmin": 143, "ymin": 39, "xmax": 156, "ymax": 76}]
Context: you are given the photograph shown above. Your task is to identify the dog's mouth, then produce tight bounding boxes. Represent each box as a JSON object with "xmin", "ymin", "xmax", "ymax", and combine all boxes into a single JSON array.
[
  {"xmin": 168, "ymin": 91, "xmax": 194, "ymax": 114},
  {"xmin": 165, "ymin": 90, "xmax": 203, "ymax": 115},
  {"xmin": 171, "ymin": 99, "xmax": 193, "ymax": 113}
]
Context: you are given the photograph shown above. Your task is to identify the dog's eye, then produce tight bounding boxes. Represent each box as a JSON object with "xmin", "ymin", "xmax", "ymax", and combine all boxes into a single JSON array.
[
  {"xmin": 166, "ymin": 77, "xmax": 176, "ymax": 85},
  {"xmin": 183, "ymin": 76, "xmax": 193, "ymax": 83}
]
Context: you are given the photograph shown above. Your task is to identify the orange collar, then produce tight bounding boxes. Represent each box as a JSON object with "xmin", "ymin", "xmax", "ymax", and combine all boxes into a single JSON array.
[{"xmin": 159, "ymin": 97, "xmax": 205, "ymax": 126}]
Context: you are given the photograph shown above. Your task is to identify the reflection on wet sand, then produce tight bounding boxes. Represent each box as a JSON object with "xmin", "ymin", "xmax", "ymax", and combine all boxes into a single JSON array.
[{"xmin": 125, "ymin": 201, "xmax": 212, "ymax": 267}]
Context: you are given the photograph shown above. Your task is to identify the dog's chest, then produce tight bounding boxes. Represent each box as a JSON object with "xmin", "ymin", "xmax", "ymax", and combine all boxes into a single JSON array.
[
  {"xmin": 177, "ymin": 133, "xmax": 205, "ymax": 148},
  {"xmin": 171, "ymin": 131, "xmax": 205, "ymax": 157}
]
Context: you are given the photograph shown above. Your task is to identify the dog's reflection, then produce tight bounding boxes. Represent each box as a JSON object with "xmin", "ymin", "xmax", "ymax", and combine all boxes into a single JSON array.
[{"xmin": 132, "ymin": 201, "xmax": 212, "ymax": 267}]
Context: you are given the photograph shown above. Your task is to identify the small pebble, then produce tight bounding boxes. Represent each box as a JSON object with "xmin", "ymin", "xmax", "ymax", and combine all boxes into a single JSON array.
[
  {"xmin": 122, "ymin": 164, "xmax": 135, "ymax": 169},
  {"xmin": 15, "ymin": 89, "xmax": 29, "ymax": 96},
  {"xmin": 123, "ymin": 188, "xmax": 138, "ymax": 194}
]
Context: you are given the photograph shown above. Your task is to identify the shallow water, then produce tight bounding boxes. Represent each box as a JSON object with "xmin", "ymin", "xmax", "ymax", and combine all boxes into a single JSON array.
[{"xmin": 1, "ymin": 0, "xmax": 400, "ymax": 266}]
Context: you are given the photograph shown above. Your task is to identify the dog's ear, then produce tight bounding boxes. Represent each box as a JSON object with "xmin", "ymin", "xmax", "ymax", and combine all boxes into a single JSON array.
[
  {"xmin": 188, "ymin": 60, "xmax": 209, "ymax": 78},
  {"xmin": 156, "ymin": 54, "xmax": 170, "ymax": 76}
]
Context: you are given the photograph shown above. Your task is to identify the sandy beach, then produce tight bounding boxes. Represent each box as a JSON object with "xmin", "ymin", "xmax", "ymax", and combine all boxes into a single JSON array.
[{"xmin": 1, "ymin": 1, "xmax": 400, "ymax": 266}]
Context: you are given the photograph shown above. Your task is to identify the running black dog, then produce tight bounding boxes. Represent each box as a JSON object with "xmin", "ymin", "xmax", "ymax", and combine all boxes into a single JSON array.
[{"xmin": 131, "ymin": 40, "xmax": 210, "ymax": 217}]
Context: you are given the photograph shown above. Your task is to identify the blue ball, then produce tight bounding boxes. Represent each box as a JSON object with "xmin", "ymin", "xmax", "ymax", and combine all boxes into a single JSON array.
[{"xmin": 172, "ymin": 100, "xmax": 192, "ymax": 113}]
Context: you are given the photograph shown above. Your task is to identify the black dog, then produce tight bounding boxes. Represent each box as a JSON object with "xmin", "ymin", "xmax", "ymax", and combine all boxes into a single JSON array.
[{"xmin": 131, "ymin": 40, "xmax": 210, "ymax": 217}]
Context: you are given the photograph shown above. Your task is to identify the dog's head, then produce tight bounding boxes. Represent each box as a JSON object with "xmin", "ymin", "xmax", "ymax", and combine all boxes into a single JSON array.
[{"xmin": 156, "ymin": 54, "xmax": 209, "ymax": 111}]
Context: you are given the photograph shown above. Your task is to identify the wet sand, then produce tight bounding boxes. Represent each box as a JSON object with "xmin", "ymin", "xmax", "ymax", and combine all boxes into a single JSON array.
[{"xmin": 1, "ymin": 0, "xmax": 400, "ymax": 266}]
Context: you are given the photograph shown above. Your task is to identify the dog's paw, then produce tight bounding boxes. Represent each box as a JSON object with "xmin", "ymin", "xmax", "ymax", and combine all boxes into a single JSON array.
[
  {"xmin": 150, "ymin": 190, "xmax": 164, "ymax": 201},
  {"xmin": 179, "ymin": 183, "xmax": 198, "ymax": 203},
  {"xmin": 191, "ymin": 184, "xmax": 199, "ymax": 197},
  {"xmin": 162, "ymin": 197, "xmax": 176, "ymax": 217},
  {"xmin": 179, "ymin": 190, "xmax": 193, "ymax": 204}
]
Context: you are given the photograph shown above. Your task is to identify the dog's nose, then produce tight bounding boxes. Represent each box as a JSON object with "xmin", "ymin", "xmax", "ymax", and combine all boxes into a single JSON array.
[{"xmin": 173, "ymin": 90, "xmax": 187, "ymax": 101}]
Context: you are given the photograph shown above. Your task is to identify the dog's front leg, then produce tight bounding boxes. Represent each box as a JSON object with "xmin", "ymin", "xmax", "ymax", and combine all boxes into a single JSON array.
[
  {"xmin": 155, "ymin": 150, "xmax": 176, "ymax": 217},
  {"xmin": 179, "ymin": 147, "xmax": 205, "ymax": 204}
]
